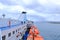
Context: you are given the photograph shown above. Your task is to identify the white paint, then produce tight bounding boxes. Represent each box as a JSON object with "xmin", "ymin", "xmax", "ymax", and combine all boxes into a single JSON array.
[{"xmin": 1, "ymin": 24, "xmax": 27, "ymax": 40}]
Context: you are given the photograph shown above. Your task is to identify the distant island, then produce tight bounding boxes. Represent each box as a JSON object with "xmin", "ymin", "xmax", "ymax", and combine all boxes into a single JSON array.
[{"xmin": 47, "ymin": 21, "xmax": 60, "ymax": 24}]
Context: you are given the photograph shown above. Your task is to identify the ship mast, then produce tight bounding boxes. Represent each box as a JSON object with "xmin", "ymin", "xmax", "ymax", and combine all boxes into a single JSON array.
[{"xmin": 22, "ymin": 11, "xmax": 27, "ymax": 24}]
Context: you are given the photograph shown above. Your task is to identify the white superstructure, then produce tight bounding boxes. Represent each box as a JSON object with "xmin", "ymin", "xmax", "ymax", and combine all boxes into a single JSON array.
[
  {"xmin": 0, "ymin": 18, "xmax": 27, "ymax": 40},
  {"xmin": 0, "ymin": 11, "xmax": 33, "ymax": 40}
]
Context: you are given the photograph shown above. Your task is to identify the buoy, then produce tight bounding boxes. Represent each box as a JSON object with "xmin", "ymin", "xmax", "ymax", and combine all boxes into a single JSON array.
[
  {"xmin": 27, "ymin": 35, "xmax": 33, "ymax": 40},
  {"xmin": 34, "ymin": 35, "xmax": 44, "ymax": 40}
]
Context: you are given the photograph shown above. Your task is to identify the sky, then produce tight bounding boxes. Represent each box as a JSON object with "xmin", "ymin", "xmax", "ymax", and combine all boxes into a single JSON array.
[{"xmin": 0, "ymin": 0, "xmax": 60, "ymax": 21}]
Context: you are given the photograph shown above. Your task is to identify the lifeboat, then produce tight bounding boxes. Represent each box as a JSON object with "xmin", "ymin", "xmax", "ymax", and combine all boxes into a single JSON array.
[
  {"xmin": 27, "ymin": 25, "xmax": 44, "ymax": 40},
  {"xmin": 34, "ymin": 35, "xmax": 44, "ymax": 40}
]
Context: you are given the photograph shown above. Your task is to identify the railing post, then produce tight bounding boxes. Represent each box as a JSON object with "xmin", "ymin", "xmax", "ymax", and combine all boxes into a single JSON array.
[{"xmin": 8, "ymin": 20, "xmax": 11, "ymax": 27}]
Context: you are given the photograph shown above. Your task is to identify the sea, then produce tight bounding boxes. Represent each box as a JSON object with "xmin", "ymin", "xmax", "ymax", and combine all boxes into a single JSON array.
[{"xmin": 34, "ymin": 22, "xmax": 60, "ymax": 40}]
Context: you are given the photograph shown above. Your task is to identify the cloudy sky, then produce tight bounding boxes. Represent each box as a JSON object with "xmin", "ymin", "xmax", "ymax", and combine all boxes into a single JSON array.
[{"xmin": 0, "ymin": 0, "xmax": 60, "ymax": 21}]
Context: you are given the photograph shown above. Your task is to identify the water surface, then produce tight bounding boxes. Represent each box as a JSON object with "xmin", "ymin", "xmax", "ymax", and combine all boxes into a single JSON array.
[{"xmin": 34, "ymin": 22, "xmax": 60, "ymax": 40}]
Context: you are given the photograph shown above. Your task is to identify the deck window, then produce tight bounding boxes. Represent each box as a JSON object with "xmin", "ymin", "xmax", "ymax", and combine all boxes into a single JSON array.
[
  {"xmin": 16, "ymin": 30, "xmax": 17, "ymax": 32},
  {"xmin": 24, "ymin": 21, "xmax": 25, "ymax": 24},
  {"xmin": 8, "ymin": 33, "xmax": 11, "ymax": 37},
  {"xmin": 2, "ymin": 35, "xmax": 6, "ymax": 40},
  {"xmin": 21, "ymin": 21, "xmax": 23, "ymax": 24},
  {"xmin": 13, "ymin": 31, "xmax": 15, "ymax": 34}
]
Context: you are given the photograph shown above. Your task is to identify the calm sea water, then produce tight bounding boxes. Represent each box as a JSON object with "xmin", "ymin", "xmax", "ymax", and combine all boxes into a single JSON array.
[{"xmin": 34, "ymin": 22, "xmax": 60, "ymax": 40}]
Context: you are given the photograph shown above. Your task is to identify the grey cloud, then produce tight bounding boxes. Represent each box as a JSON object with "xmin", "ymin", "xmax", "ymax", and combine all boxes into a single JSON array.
[
  {"xmin": 0, "ymin": 0, "xmax": 60, "ymax": 21},
  {"xmin": 0, "ymin": 0, "xmax": 60, "ymax": 14},
  {"xmin": 0, "ymin": 0, "xmax": 18, "ymax": 5}
]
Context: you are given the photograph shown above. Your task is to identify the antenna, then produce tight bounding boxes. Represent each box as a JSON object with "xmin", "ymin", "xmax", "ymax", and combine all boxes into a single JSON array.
[{"xmin": 2, "ymin": 14, "xmax": 5, "ymax": 18}]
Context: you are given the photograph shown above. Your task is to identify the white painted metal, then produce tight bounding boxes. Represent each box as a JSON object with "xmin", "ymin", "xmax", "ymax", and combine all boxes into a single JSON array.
[{"xmin": 0, "ymin": 24, "xmax": 27, "ymax": 40}]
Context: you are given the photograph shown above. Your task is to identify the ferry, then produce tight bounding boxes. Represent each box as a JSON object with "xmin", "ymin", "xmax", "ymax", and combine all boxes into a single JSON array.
[
  {"xmin": 0, "ymin": 11, "xmax": 30, "ymax": 40},
  {"xmin": 0, "ymin": 11, "xmax": 44, "ymax": 40}
]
